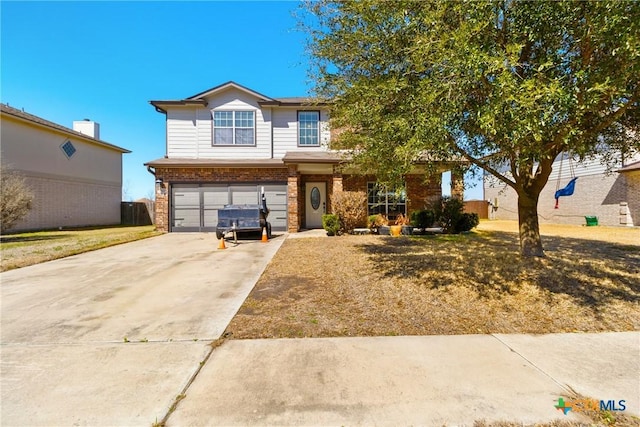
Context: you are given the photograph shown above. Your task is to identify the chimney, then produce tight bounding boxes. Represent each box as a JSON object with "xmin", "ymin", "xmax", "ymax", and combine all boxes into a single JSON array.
[{"xmin": 73, "ymin": 119, "xmax": 100, "ymax": 140}]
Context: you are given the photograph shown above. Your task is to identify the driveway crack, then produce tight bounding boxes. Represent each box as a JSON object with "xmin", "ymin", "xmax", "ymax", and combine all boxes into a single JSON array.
[
  {"xmin": 155, "ymin": 337, "xmax": 229, "ymax": 426},
  {"xmin": 490, "ymin": 334, "xmax": 575, "ymax": 396}
]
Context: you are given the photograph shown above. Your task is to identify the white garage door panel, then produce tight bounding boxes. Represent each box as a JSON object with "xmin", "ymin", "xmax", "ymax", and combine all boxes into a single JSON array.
[
  {"xmin": 263, "ymin": 186, "xmax": 287, "ymax": 206},
  {"xmin": 173, "ymin": 190, "xmax": 200, "ymax": 208},
  {"xmin": 263, "ymin": 185, "xmax": 287, "ymax": 231},
  {"xmin": 173, "ymin": 209, "xmax": 200, "ymax": 229},
  {"xmin": 202, "ymin": 186, "xmax": 228, "ymax": 228},
  {"xmin": 230, "ymin": 186, "xmax": 258, "ymax": 205},
  {"xmin": 203, "ymin": 187, "xmax": 228, "ymax": 207}
]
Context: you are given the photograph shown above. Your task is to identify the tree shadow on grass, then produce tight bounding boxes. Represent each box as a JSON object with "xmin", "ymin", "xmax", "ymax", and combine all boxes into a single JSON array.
[
  {"xmin": 355, "ymin": 232, "xmax": 640, "ymax": 309},
  {"xmin": 0, "ymin": 234, "xmax": 71, "ymax": 243}
]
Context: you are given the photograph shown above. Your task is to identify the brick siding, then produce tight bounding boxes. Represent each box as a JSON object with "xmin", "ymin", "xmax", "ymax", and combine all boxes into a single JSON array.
[
  {"xmin": 154, "ymin": 167, "xmax": 288, "ymax": 232},
  {"xmin": 11, "ymin": 175, "xmax": 121, "ymax": 231},
  {"xmin": 154, "ymin": 167, "xmax": 447, "ymax": 232}
]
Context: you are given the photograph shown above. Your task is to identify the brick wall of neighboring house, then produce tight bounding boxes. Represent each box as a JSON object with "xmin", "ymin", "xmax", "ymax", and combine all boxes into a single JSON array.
[
  {"xmin": 13, "ymin": 175, "xmax": 121, "ymax": 231},
  {"xmin": 625, "ymin": 171, "xmax": 640, "ymax": 226},
  {"xmin": 485, "ymin": 172, "xmax": 639, "ymax": 226},
  {"xmin": 154, "ymin": 167, "xmax": 289, "ymax": 232}
]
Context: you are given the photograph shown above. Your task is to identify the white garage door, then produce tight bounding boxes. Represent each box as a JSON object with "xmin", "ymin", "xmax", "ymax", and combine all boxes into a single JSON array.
[{"xmin": 171, "ymin": 183, "xmax": 288, "ymax": 232}]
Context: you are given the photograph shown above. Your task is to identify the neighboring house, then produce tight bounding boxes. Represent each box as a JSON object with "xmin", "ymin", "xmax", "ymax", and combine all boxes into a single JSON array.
[
  {"xmin": 0, "ymin": 104, "xmax": 130, "ymax": 231},
  {"xmin": 146, "ymin": 81, "xmax": 462, "ymax": 233},
  {"xmin": 484, "ymin": 152, "xmax": 640, "ymax": 226}
]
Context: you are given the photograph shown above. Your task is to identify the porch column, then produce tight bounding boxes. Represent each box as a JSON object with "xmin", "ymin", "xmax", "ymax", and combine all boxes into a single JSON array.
[
  {"xmin": 287, "ymin": 165, "xmax": 300, "ymax": 233},
  {"xmin": 155, "ymin": 169, "xmax": 169, "ymax": 232},
  {"xmin": 451, "ymin": 169, "xmax": 464, "ymax": 200},
  {"xmin": 331, "ymin": 166, "xmax": 343, "ymax": 213}
]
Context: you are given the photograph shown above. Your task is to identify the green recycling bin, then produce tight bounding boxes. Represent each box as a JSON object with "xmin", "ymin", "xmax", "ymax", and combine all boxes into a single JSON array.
[{"xmin": 585, "ymin": 216, "xmax": 598, "ymax": 226}]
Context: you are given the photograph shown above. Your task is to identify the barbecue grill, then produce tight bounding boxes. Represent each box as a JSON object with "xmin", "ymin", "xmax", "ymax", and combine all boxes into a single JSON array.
[{"xmin": 215, "ymin": 191, "xmax": 271, "ymax": 240}]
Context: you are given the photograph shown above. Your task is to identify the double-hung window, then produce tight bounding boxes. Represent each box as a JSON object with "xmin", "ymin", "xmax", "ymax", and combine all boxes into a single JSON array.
[
  {"xmin": 298, "ymin": 111, "xmax": 320, "ymax": 146},
  {"xmin": 367, "ymin": 182, "xmax": 406, "ymax": 220},
  {"xmin": 213, "ymin": 110, "xmax": 255, "ymax": 145}
]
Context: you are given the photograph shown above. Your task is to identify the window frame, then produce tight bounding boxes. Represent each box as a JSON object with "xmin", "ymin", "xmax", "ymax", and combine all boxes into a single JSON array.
[
  {"xmin": 367, "ymin": 182, "xmax": 406, "ymax": 220},
  {"xmin": 297, "ymin": 110, "xmax": 320, "ymax": 147},
  {"xmin": 212, "ymin": 110, "xmax": 256, "ymax": 146}
]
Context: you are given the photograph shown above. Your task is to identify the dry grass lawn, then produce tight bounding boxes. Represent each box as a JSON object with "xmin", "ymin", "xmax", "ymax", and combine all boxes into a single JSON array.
[
  {"xmin": 226, "ymin": 221, "xmax": 639, "ymax": 339},
  {"xmin": 0, "ymin": 225, "xmax": 161, "ymax": 271}
]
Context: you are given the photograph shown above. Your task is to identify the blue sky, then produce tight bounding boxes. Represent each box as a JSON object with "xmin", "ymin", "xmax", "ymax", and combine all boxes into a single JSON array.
[{"xmin": 1, "ymin": 1, "xmax": 483, "ymax": 201}]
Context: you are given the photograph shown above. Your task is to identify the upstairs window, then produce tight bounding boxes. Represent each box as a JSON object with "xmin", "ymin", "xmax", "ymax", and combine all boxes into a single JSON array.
[
  {"xmin": 298, "ymin": 111, "xmax": 319, "ymax": 146},
  {"xmin": 213, "ymin": 110, "xmax": 255, "ymax": 145}
]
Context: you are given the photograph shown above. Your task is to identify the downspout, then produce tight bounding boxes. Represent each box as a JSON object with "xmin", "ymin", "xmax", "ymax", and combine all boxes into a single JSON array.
[{"xmin": 270, "ymin": 106, "xmax": 274, "ymax": 159}]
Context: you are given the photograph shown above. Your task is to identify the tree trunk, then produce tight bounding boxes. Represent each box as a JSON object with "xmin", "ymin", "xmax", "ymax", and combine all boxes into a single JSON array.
[{"xmin": 517, "ymin": 189, "xmax": 544, "ymax": 257}]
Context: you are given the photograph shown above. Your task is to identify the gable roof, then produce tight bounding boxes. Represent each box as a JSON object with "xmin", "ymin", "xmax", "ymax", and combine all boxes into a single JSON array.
[
  {"xmin": 186, "ymin": 81, "xmax": 275, "ymax": 101},
  {"xmin": 150, "ymin": 81, "xmax": 326, "ymax": 113},
  {"xmin": 0, "ymin": 103, "xmax": 130, "ymax": 153}
]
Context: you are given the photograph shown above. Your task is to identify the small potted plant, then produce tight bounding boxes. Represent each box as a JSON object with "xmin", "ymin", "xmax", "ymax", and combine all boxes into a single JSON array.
[
  {"xmin": 375, "ymin": 214, "xmax": 391, "ymax": 235},
  {"xmin": 390, "ymin": 213, "xmax": 408, "ymax": 236},
  {"xmin": 397, "ymin": 213, "xmax": 414, "ymax": 235}
]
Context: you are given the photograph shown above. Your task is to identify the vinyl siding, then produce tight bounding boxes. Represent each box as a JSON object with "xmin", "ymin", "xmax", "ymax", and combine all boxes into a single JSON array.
[
  {"xmin": 484, "ymin": 152, "xmax": 640, "ymax": 226},
  {"xmin": 166, "ymin": 88, "xmax": 331, "ymax": 160},
  {"xmin": 167, "ymin": 88, "xmax": 270, "ymax": 159},
  {"xmin": 167, "ymin": 109, "xmax": 198, "ymax": 158},
  {"xmin": 272, "ymin": 108, "xmax": 330, "ymax": 158}
]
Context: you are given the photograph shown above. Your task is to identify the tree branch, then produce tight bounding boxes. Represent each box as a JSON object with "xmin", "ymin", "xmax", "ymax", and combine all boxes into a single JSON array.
[
  {"xmin": 588, "ymin": 92, "xmax": 639, "ymax": 137},
  {"xmin": 450, "ymin": 143, "xmax": 517, "ymax": 189}
]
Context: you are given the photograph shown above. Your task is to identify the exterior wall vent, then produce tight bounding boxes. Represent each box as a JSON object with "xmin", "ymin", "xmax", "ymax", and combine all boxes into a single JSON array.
[{"xmin": 61, "ymin": 140, "xmax": 77, "ymax": 158}]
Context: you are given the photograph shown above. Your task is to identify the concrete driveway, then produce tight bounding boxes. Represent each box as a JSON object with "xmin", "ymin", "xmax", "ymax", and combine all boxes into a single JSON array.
[{"xmin": 1, "ymin": 233, "xmax": 284, "ymax": 426}]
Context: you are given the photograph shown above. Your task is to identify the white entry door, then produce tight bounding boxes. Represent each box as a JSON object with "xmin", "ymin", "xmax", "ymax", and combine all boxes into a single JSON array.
[{"xmin": 305, "ymin": 182, "xmax": 326, "ymax": 229}]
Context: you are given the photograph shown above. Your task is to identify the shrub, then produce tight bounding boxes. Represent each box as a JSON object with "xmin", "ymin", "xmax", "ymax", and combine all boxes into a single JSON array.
[
  {"xmin": 370, "ymin": 214, "xmax": 387, "ymax": 227},
  {"xmin": 457, "ymin": 212, "xmax": 479, "ymax": 233},
  {"xmin": 432, "ymin": 197, "xmax": 479, "ymax": 234},
  {"xmin": 410, "ymin": 209, "xmax": 435, "ymax": 230},
  {"xmin": 332, "ymin": 191, "xmax": 367, "ymax": 233},
  {"xmin": 322, "ymin": 214, "xmax": 341, "ymax": 236},
  {"xmin": 1, "ymin": 166, "xmax": 33, "ymax": 233}
]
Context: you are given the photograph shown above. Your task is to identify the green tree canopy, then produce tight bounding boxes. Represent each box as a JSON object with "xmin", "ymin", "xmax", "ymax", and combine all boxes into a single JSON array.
[{"xmin": 305, "ymin": 0, "xmax": 640, "ymax": 256}]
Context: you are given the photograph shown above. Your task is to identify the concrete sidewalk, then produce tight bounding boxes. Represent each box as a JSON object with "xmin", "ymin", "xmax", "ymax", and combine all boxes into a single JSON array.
[{"xmin": 169, "ymin": 332, "xmax": 639, "ymax": 426}]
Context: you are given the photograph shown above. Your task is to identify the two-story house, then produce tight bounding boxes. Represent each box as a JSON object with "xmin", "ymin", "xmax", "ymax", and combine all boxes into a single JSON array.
[
  {"xmin": 146, "ymin": 81, "xmax": 460, "ymax": 233},
  {"xmin": 1, "ymin": 104, "xmax": 130, "ymax": 231}
]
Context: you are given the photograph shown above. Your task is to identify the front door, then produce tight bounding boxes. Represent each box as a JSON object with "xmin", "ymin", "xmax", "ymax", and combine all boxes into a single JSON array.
[{"xmin": 305, "ymin": 182, "xmax": 326, "ymax": 228}]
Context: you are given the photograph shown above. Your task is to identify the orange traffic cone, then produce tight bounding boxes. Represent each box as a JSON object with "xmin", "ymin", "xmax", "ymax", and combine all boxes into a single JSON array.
[
  {"xmin": 218, "ymin": 237, "xmax": 227, "ymax": 250},
  {"xmin": 261, "ymin": 227, "xmax": 268, "ymax": 243}
]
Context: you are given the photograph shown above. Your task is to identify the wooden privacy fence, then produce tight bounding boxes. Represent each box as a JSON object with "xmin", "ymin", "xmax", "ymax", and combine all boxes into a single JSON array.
[
  {"xmin": 121, "ymin": 201, "xmax": 154, "ymax": 226},
  {"xmin": 463, "ymin": 200, "xmax": 489, "ymax": 220}
]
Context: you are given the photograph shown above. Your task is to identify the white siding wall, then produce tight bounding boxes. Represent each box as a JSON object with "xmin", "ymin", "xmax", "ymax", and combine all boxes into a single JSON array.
[
  {"xmin": 166, "ymin": 89, "xmax": 331, "ymax": 159},
  {"xmin": 272, "ymin": 108, "xmax": 330, "ymax": 158},
  {"xmin": 167, "ymin": 109, "xmax": 198, "ymax": 158},
  {"xmin": 167, "ymin": 88, "xmax": 274, "ymax": 159}
]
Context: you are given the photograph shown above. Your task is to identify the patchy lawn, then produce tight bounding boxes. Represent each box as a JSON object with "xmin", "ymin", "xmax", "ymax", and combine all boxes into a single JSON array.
[
  {"xmin": 0, "ymin": 225, "xmax": 162, "ymax": 271},
  {"xmin": 226, "ymin": 222, "xmax": 640, "ymax": 338}
]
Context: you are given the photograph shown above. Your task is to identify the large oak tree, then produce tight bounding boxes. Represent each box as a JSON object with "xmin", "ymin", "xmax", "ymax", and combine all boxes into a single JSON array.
[{"xmin": 304, "ymin": 0, "xmax": 640, "ymax": 256}]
